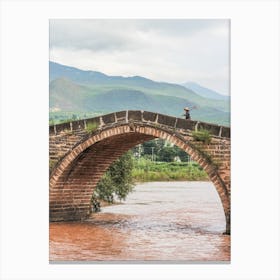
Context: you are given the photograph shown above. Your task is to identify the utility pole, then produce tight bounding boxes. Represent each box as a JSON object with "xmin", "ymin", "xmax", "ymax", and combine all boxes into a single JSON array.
[
  {"xmin": 138, "ymin": 145, "xmax": 141, "ymax": 159},
  {"xmin": 187, "ymin": 154, "xmax": 190, "ymax": 165},
  {"xmin": 151, "ymin": 147, "xmax": 154, "ymax": 162}
]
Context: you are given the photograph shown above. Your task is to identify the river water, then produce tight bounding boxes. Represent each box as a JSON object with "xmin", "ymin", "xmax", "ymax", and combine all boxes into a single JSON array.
[{"xmin": 49, "ymin": 181, "xmax": 230, "ymax": 262}]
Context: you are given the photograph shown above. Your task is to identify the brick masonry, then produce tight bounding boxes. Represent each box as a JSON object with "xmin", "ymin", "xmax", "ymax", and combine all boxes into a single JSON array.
[{"xmin": 49, "ymin": 110, "xmax": 231, "ymax": 234}]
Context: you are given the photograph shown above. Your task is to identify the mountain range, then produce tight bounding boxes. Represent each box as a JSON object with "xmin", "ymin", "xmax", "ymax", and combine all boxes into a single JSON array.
[
  {"xmin": 182, "ymin": 82, "xmax": 229, "ymax": 101},
  {"xmin": 49, "ymin": 61, "xmax": 230, "ymax": 126}
]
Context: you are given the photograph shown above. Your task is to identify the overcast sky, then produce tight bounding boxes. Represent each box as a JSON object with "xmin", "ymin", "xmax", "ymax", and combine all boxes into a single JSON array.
[{"xmin": 50, "ymin": 19, "xmax": 230, "ymax": 95}]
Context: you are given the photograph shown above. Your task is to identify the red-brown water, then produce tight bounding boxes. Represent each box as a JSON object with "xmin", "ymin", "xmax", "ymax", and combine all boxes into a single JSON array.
[{"xmin": 49, "ymin": 182, "xmax": 230, "ymax": 262}]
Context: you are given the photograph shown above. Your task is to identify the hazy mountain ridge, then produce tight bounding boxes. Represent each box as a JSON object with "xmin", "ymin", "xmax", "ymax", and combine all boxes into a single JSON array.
[
  {"xmin": 182, "ymin": 82, "xmax": 229, "ymax": 101},
  {"xmin": 49, "ymin": 61, "xmax": 230, "ymax": 126}
]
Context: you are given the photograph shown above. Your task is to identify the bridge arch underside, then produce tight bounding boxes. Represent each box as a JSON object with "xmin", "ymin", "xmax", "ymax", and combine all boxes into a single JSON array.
[{"xmin": 50, "ymin": 124, "xmax": 230, "ymax": 234}]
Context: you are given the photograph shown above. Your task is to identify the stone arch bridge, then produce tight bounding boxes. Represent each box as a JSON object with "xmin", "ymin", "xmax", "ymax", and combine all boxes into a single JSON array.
[{"xmin": 49, "ymin": 110, "xmax": 231, "ymax": 234}]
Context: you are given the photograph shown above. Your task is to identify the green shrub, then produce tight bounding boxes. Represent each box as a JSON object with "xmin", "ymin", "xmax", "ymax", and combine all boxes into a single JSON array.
[
  {"xmin": 86, "ymin": 122, "xmax": 98, "ymax": 134},
  {"xmin": 132, "ymin": 158, "xmax": 208, "ymax": 182},
  {"xmin": 191, "ymin": 129, "xmax": 212, "ymax": 144},
  {"xmin": 93, "ymin": 151, "xmax": 134, "ymax": 204},
  {"xmin": 49, "ymin": 159, "xmax": 57, "ymax": 171}
]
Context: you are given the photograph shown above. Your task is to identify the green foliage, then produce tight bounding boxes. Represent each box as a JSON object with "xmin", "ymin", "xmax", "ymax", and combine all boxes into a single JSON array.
[
  {"xmin": 132, "ymin": 158, "xmax": 208, "ymax": 182},
  {"xmin": 85, "ymin": 122, "xmax": 98, "ymax": 133},
  {"xmin": 110, "ymin": 152, "xmax": 134, "ymax": 201},
  {"xmin": 132, "ymin": 139, "xmax": 191, "ymax": 162},
  {"xmin": 157, "ymin": 146, "xmax": 176, "ymax": 162},
  {"xmin": 190, "ymin": 129, "xmax": 221, "ymax": 169},
  {"xmin": 94, "ymin": 173, "xmax": 115, "ymax": 203},
  {"xmin": 174, "ymin": 145, "xmax": 190, "ymax": 162},
  {"xmin": 49, "ymin": 111, "xmax": 101, "ymax": 125},
  {"xmin": 49, "ymin": 118, "xmax": 55, "ymax": 125},
  {"xmin": 93, "ymin": 151, "xmax": 134, "ymax": 204},
  {"xmin": 192, "ymin": 129, "xmax": 212, "ymax": 144},
  {"xmin": 49, "ymin": 159, "xmax": 57, "ymax": 170}
]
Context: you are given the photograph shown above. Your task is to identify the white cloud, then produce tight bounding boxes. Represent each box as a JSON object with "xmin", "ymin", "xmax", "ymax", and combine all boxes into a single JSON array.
[{"xmin": 50, "ymin": 19, "xmax": 230, "ymax": 95}]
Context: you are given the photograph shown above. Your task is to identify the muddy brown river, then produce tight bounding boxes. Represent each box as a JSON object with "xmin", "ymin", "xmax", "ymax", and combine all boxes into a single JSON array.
[{"xmin": 49, "ymin": 181, "xmax": 230, "ymax": 262}]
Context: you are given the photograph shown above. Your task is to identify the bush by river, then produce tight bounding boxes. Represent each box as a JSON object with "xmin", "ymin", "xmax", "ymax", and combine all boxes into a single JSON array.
[
  {"xmin": 92, "ymin": 154, "xmax": 209, "ymax": 206},
  {"xmin": 132, "ymin": 158, "xmax": 209, "ymax": 182}
]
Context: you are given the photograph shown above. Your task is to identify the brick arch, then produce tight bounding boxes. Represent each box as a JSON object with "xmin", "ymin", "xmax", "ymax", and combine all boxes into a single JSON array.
[{"xmin": 50, "ymin": 123, "xmax": 230, "ymax": 234}]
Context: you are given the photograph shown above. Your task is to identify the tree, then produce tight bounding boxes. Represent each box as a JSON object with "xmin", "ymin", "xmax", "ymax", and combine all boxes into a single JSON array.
[
  {"xmin": 158, "ymin": 146, "xmax": 176, "ymax": 162},
  {"xmin": 94, "ymin": 173, "xmax": 115, "ymax": 203},
  {"xmin": 132, "ymin": 139, "xmax": 191, "ymax": 162},
  {"xmin": 71, "ymin": 114, "xmax": 78, "ymax": 120},
  {"xmin": 93, "ymin": 151, "xmax": 134, "ymax": 204},
  {"xmin": 173, "ymin": 145, "xmax": 190, "ymax": 162}
]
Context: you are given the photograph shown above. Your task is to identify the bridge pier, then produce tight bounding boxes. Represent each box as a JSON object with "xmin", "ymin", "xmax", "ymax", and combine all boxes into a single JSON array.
[{"xmin": 49, "ymin": 205, "xmax": 91, "ymax": 222}]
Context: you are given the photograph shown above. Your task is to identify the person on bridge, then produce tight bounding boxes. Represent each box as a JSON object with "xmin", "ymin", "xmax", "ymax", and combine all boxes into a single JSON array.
[{"xmin": 183, "ymin": 107, "xmax": 191, "ymax": 120}]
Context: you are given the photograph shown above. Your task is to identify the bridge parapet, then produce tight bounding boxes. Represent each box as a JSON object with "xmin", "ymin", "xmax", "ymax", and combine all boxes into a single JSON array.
[{"xmin": 49, "ymin": 110, "xmax": 230, "ymax": 138}]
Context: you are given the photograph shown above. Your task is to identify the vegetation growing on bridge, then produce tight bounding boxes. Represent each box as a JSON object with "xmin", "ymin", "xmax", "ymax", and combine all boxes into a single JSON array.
[
  {"xmin": 49, "ymin": 159, "xmax": 57, "ymax": 171},
  {"xmin": 191, "ymin": 129, "xmax": 212, "ymax": 144},
  {"xmin": 189, "ymin": 130, "xmax": 222, "ymax": 170},
  {"xmin": 85, "ymin": 121, "xmax": 98, "ymax": 133}
]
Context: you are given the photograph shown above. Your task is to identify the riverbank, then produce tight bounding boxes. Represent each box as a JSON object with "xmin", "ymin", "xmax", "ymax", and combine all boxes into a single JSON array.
[{"xmin": 132, "ymin": 160, "xmax": 209, "ymax": 182}]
